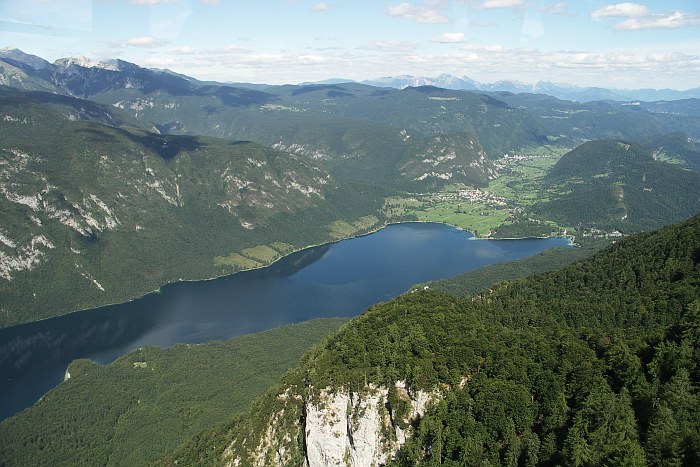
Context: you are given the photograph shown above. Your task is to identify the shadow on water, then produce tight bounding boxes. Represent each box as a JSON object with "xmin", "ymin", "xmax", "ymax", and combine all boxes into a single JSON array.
[
  {"xmin": 0, "ymin": 244, "xmax": 332, "ymax": 380},
  {"xmin": 259, "ymin": 244, "xmax": 330, "ymax": 277},
  {"xmin": 0, "ymin": 297, "xmax": 159, "ymax": 379}
]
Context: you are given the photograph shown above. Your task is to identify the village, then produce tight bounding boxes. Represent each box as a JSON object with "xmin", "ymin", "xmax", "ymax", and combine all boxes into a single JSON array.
[{"xmin": 432, "ymin": 187, "xmax": 509, "ymax": 208}]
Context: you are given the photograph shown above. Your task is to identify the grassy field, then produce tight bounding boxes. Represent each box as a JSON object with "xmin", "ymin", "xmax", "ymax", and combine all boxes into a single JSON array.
[
  {"xmin": 413, "ymin": 198, "xmax": 510, "ymax": 237},
  {"xmin": 385, "ymin": 147, "xmax": 570, "ymax": 237},
  {"xmin": 213, "ymin": 252, "xmax": 262, "ymax": 269},
  {"xmin": 328, "ymin": 215, "xmax": 381, "ymax": 239},
  {"xmin": 214, "ymin": 215, "xmax": 383, "ymax": 270},
  {"xmin": 241, "ymin": 245, "xmax": 281, "ymax": 263}
]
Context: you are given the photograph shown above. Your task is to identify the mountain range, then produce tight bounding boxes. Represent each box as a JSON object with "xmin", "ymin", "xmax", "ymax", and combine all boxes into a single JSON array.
[
  {"xmin": 1, "ymin": 47, "xmax": 699, "ymax": 327},
  {"xmin": 0, "ymin": 47, "xmax": 699, "ymax": 466}
]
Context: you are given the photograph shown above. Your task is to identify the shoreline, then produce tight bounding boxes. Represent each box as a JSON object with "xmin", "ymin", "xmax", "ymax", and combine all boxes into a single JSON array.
[{"xmin": 2, "ymin": 220, "xmax": 572, "ymax": 331}]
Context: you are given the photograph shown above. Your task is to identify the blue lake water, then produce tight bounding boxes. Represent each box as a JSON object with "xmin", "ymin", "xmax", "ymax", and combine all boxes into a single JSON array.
[{"xmin": 0, "ymin": 222, "xmax": 571, "ymax": 420}]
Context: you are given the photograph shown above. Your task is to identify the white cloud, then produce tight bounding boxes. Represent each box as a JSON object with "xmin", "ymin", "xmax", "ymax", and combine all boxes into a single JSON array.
[
  {"xmin": 358, "ymin": 40, "xmax": 417, "ymax": 53},
  {"xmin": 126, "ymin": 36, "xmax": 159, "ymax": 47},
  {"xmin": 541, "ymin": 2, "xmax": 570, "ymax": 16},
  {"xmin": 129, "ymin": 0, "xmax": 179, "ymax": 5},
  {"xmin": 480, "ymin": 0, "xmax": 526, "ymax": 8},
  {"xmin": 133, "ymin": 41, "xmax": 700, "ymax": 90},
  {"xmin": 199, "ymin": 0, "xmax": 219, "ymax": 5},
  {"xmin": 591, "ymin": 4, "xmax": 700, "ymax": 32},
  {"xmin": 212, "ymin": 44, "xmax": 252, "ymax": 54},
  {"xmin": 169, "ymin": 46, "xmax": 195, "ymax": 54},
  {"xmin": 591, "ymin": 3, "xmax": 649, "ymax": 19},
  {"xmin": 298, "ymin": 54, "xmax": 327, "ymax": 64},
  {"xmin": 615, "ymin": 11, "xmax": 700, "ymax": 30},
  {"xmin": 433, "ymin": 32, "xmax": 466, "ymax": 43},
  {"xmin": 387, "ymin": 2, "xmax": 450, "ymax": 24},
  {"xmin": 313, "ymin": 2, "xmax": 332, "ymax": 12},
  {"xmin": 522, "ymin": 15, "xmax": 545, "ymax": 39}
]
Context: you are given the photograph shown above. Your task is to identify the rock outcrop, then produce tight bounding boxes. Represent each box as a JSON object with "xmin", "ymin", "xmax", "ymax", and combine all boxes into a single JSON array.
[{"xmin": 223, "ymin": 382, "xmax": 440, "ymax": 467}]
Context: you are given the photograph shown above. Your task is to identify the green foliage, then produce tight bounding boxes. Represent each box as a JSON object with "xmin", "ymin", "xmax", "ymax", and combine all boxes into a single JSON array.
[
  {"xmin": 425, "ymin": 238, "xmax": 608, "ymax": 296},
  {"xmin": 172, "ymin": 215, "xmax": 700, "ymax": 465},
  {"xmin": 642, "ymin": 132, "xmax": 700, "ymax": 170},
  {"xmin": 3, "ymin": 58, "xmax": 700, "ymax": 465},
  {"xmin": 532, "ymin": 140, "xmax": 700, "ymax": 233},
  {"xmin": 0, "ymin": 318, "xmax": 346, "ymax": 466},
  {"xmin": 0, "ymin": 95, "xmax": 390, "ymax": 328}
]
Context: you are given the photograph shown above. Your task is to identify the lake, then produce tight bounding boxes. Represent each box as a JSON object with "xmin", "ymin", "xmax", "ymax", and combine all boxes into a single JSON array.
[{"xmin": 0, "ymin": 223, "xmax": 571, "ymax": 420}]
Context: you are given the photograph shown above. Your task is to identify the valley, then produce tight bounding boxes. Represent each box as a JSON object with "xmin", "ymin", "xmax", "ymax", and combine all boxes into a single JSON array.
[
  {"xmin": 0, "ymin": 224, "xmax": 571, "ymax": 463},
  {"xmin": 384, "ymin": 145, "xmax": 571, "ymax": 238},
  {"xmin": 0, "ymin": 47, "xmax": 698, "ymax": 467}
]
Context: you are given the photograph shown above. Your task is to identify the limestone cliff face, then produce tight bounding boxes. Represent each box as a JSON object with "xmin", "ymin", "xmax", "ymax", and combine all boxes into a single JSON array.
[{"xmin": 223, "ymin": 382, "xmax": 440, "ymax": 467}]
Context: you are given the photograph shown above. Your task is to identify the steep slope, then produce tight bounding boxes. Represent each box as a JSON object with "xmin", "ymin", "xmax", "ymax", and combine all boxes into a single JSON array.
[
  {"xmin": 531, "ymin": 140, "xmax": 700, "ymax": 232},
  {"xmin": 0, "ymin": 52, "xmax": 501, "ymax": 189},
  {"xmin": 0, "ymin": 319, "xmax": 346, "ymax": 467},
  {"xmin": 105, "ymin": 87, "xmax": 501, "ymax": 189},
  {"xmin": 161, "ymin": 215, "xmax": 700, "ymax": 466},
  {"xmin": 398, "ymin": 132, "xmax": 496, "ymax": 187},
  {"xmin": 642, "ymin": 132, "xmax": 700, "ymax": 171},
  {"xmin": 0, "ymin": 51, "xmax": 63, "ymax": 94},
  {"xmin": 0, "ymin": 96, "xmax": 388, "ymax": 327},
  {"xmin": 0, "ymin": 85, "xmax": 155, "ymax": 133},
  {"xmin": 640, "ymin": 98, "xmax": 700, "ymax": 117},
  {"xmin": 0, "ymin": 48, "xmax": 196, "ymax": 98},
  {"xmin": 101, "ymin": 81, "xmax": 547, "ymax": 164},
  {"xmin": 102, "ymin": 84, "xmax": 503, "ymax": 189}
]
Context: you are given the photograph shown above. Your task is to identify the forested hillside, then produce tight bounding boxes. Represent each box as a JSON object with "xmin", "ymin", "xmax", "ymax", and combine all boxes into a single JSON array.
[
  {"xmin": 0, "ymin": 319, "xmax": 346, "ymax": 466},
  {"xmin": 162, "ymin": 214, "xmax": 700, "ymax": 466},
  {"xmin": 531, "ymin": 140, "xmax": 700, "ymax": 232},
  {"xmin": 424, "ymin": 238, "xmax": 608, "ymax": 296},
  {"xmin": 0, "ymin": 93, "xmax": 389, "ymax": 327}
]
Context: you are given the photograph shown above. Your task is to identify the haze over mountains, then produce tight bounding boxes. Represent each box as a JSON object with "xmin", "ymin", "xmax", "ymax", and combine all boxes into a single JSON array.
[
  {"xmin": 359, "ymin": 74, "xmax": 700, "ymax": 103},
  {"xmin": 3, "ymin": 47, "xmax": 700, "ymax": 104}
]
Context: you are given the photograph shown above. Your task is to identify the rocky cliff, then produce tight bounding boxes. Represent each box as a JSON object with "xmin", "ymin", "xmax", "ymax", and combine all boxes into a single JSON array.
[{"xmin": 223, "ymin": 382, "xmax": 440, "ymax": 467}]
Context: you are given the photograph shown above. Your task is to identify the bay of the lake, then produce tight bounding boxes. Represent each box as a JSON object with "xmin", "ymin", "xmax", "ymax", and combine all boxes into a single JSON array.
[{"xmin": 0, "ymin": 222, "xmax": 571, "ymax": 420}]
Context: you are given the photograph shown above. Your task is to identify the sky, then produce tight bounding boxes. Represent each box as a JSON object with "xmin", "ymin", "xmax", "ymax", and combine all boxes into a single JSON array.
[{"xmin": 0, "ymin": 0, "xmax": 699, "ymax": 90}]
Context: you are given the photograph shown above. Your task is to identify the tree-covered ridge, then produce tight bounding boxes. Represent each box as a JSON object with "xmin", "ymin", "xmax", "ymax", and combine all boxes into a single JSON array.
[
  {"xmin": 0, "ymin": 319, "xmax": 346, "ymax": 467},
  {"xmin": 165, "ymin": 214, "xmax": 699, "ymax": 465},
  {"xmin": 531, "ymin": 140, "xmax": 700, "ymax": 233},
  {"xmin": 0, "ymin": 86, "xmax": 155, "ymax": 133},
  {"xmin": 642, "ymin": 132, "xmax": 700, "ymax": 171},
  {"xmin": 424, "ymin": 238, "xmax": 609, "ymax": 296}
]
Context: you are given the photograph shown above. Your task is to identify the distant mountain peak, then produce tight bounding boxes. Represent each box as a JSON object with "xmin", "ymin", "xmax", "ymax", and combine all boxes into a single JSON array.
[
  {"xmin": 362, "ymin": 73, "xmax": 478, "ymax": 91},
  {"xmin": 361, "ymin": 73, "xmax": 700, "ymax": 102},
  {"xmin": 53, "ymin": 56, "xmax": 122, "ymax": 71},
  {"xmin": 2, "ymin": 48, "xmax": 699, "ymax": 103},
  {"xmin": 0, "ymin": 48, "xmax": 52, "ymax": 70},
  {"xmin": 54, "ymin": 56, "xmax": 95, "ymax": 68}
]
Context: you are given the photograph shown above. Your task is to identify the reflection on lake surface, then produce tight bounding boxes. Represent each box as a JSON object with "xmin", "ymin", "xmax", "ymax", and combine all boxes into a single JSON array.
[{"xmin": 0, "ymin": 223, "xmax": 571, "ymax": 420}]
